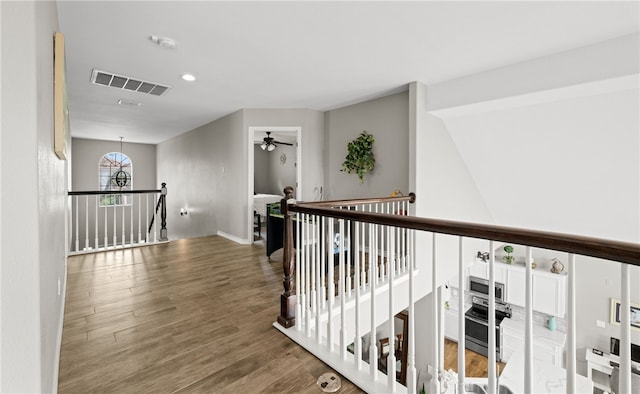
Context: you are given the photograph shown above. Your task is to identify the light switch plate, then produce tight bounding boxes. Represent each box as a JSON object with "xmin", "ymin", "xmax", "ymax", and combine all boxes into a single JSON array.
[{"xmin": 596, "ymin": 320, "xmax": 606, "ymax": 328}]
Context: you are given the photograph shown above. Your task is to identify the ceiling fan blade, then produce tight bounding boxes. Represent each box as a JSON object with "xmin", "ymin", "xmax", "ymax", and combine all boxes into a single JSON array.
[{"xmin": 273, "ymin": 140, "xmax": 294, "ymax": 146}]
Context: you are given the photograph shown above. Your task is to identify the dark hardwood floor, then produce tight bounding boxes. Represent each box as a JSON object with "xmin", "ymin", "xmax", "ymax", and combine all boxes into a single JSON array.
[{"xmin": 58, "ymin": 236, "xmax": 364, "ymax": 393}]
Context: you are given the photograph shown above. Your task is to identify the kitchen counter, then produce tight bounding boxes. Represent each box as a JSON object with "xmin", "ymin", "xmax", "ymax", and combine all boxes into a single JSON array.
[
  {"xmin": 500, "ymin": 351, "xmax": 593, "ymax": 393},
  {"xmin": 500, "ymin": 318, "xmax": 566, "ymax": 346},
  {"xmin": 441, "ymin": 350, "xmax": 592, "ymax": 394}
]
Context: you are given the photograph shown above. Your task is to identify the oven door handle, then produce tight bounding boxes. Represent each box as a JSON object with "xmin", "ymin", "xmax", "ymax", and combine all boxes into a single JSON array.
[{"xmin": 465, "ymin": 315, "xmax": 489, "ymax": 326}]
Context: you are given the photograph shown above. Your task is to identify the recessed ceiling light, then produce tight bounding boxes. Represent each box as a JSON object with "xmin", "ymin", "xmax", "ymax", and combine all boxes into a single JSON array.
[{"xmin": 181, "ymin": 74, "xmax": 196, "ymax": 82}]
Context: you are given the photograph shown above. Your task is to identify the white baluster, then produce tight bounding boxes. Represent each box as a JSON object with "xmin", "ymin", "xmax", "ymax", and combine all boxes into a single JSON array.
[
  {"xmin": 74, "ymin": 196, "xmax": 79, "ymax": 252},
  {"xmin": 387, "ymin": 226, "xmax": 396, "ymax": 392},
  {"xmin": 524, "ymin": 246, "xmax": 533, "ymax": 393},
  {"xmin": 129, "ymin": 199, "xmax": 133, "ymax": 246},
  {"xmin": 566, "ymin": 253, "xmax": 576, "ymax": 393},
  {"xmin": 113, "ymin": 202, "xmax": 117, "ymax": 247},
  {"xmin": 145, "ymin": 194, "xmax": 149, "ymax": 243},
  {"xmin": 321, "ymin": 216, "xmax": 326, "ymax": 309},
  {"xmin": 104, "ymin": 199, "xmax": 108, "ymax": 248},
  {"xmin": 153, "ymin": 193, "xmax": 157, "ymax": 243},
  {"xmin": 299, "ymin": 213, "xmax": 306, "ymax": 326},
  {"xmin": 121, "ymin": 200, "xmax": 125, "ymax": 248},
  {"xmin": 403, "ymin": 200, "xmax": 408, "ymax": 272},
  {"xmin": 94, "ymin": 195, "xmax": 99, "ymax": 250},
  {"xmin": 369, "ymin": 221, "xmax": 378, "ymax": 380},
  {"xmin": 406, "ymin": 227, "xmax": 417, "ymax": 394},
  {"xmin": 327, "ymin": 217, "xmax": 335, "ymax": 353},
  {"xmin": 620, "ymin": 263, "xmax": 632, "ymax": 394},
  {"xmin": 488, "ymin": 240, "xmax": 496, "ymax": 394},
  {"xmin": 84, "ymin": 195, "xmax": 89, "ymax": 250},
  {"xmin": 457, "ymin": 236, "xmax": 465, "ymax": 391},
  {"xmin": 354, "ymin": 216, "xmax": 362, "ymax": 370},
  {"xmin": 310, "ymin": 215, "xmax": 317, "ymax": 318},
  {"xmin": 137, "ymin": 194, "xmax": 142, "ymax": 243},
  {"xmin": 305, "ymin": 214, "xmax": 311, "ymax": 338},
  {"xmin": 361, "ymin": 209, "xmax": 366, "ymax": 291},
  {"xmin": 432, "ymin": 232, "xmax": 441, "ymax": 393},
  {"xmin": 375, "ymin": 205, "xmax": 380, "ymax": 285},
  {"xmin": 315, "ymin": 215, "xmax": 322, "ymax": 344},
  {"xmin": 346, "ymin": 217, "xmax": 351, "ymax": 298},
  {"xmin": 339, "ymin": 219, "xmax": 347, "ymax": 360},
  {"xmin": 296, "ymin": 212, "xmax": 302, "ymax": 332}
]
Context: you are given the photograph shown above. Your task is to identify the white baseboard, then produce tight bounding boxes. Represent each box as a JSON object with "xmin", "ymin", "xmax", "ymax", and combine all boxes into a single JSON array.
[{"xmin": 217, "ymin": 231, "xmax": 251, "ymax": 245}]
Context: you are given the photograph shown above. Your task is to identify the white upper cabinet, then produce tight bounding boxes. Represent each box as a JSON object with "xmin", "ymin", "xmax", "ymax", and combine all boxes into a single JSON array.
[
  {"xmin": 533, "ymin": 272, "xmax": 567, "ymax": 318},
  {"xmin": 503, "ymin": 264, "xmax": 567, "ymax": 317},
  {"xmin": 505, "ymin": 268, "xmax": 527, "ymax": 308}
]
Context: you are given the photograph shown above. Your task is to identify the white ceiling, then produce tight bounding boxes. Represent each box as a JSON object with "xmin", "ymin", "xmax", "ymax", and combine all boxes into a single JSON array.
[{"xmin": 57, "ymin": 1, "xmax": 639, "ymax": 144}]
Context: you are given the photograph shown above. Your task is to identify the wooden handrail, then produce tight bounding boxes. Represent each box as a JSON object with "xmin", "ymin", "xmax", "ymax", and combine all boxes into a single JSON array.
[
  {"xmin": 288, "ymin": 203, "xmax": 640, "ymax": 267},
  {"xmin": 298, "ymin": 193, "xmax": 415, "ymax": 207},
  {"xmin": 69, "ymin": 189, "xmax": 161, "ymax": 195}
]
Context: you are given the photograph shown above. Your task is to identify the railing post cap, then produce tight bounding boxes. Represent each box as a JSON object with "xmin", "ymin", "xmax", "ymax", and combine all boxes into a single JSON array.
[{"xmin": 161, "ymin": 183, "xmax": 167, "ymax": 195}]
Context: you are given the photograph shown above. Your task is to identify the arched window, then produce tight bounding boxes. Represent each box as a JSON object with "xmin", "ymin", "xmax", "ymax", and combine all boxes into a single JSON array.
[{"xmin": 99, "ymin": 152, "xmax": 133, "ymax": 206}]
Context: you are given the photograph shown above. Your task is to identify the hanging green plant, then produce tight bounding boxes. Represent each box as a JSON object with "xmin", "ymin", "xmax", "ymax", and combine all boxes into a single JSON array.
[{"xmin": 341, "ymin": 131, "xmax": 375, "ymax": 183}]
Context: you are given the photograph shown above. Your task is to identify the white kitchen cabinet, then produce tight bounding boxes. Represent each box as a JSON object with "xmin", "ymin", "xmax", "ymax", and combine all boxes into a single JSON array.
[
  {"xmin": 444, "ymin": 307, "xmax": 458, "ymax": 342},
  {"xmin": 502, "ymin": 265, "xmax": 567, "ymax": 318},
  {"xmin": 468, "ymin": 262, "xmax": 487, "ymax": 280},
  {"xmin": 505, "ymin": 268, "xmax": 526, "ymax": 308},
  {"xmin": 500, "ymin": 318, "xmax": 565, "ymax": 367},
  {"xmin": 533, "ymin": 272, "xmax": 567, "ymax": 318}
]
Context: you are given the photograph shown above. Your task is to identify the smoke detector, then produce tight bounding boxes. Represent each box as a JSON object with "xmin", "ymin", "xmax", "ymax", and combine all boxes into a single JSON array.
[{"xmin": 149, "ymin": 35, "xmax": 177, "ymax": 49}]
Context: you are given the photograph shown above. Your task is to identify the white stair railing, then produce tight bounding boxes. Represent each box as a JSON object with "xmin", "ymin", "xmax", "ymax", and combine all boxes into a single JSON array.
[
  {"xmin": 67, "ymin": 183, "xmax": 167, "ymax": 254},
  {"xmin": 274, "ymin": 189, "xmax": 640, "ymax": 394}
]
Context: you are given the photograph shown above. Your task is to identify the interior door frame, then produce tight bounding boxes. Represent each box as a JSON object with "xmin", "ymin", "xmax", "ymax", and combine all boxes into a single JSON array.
[{"xmin": 247, "ymin": 126, "xmax": 302, "ymax": 244}]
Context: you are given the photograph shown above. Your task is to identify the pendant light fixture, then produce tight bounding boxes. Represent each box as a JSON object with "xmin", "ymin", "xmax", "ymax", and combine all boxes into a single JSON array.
[{"xmin": 111, "ymin": 137, "xmax": 131, "ymax": 188}]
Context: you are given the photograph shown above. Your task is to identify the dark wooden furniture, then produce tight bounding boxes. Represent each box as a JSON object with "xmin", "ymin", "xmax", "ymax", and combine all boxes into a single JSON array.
[
  {"xmin": 266, "ymin": 202, "xmax": 297, "ymax": 259},
  {"xmin": 377, "ymin": 310, "xmax": 409, "ymax": 385}
]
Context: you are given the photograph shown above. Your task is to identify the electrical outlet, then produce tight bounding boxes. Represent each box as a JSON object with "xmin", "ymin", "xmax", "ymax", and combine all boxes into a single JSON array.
[{"xmin": 596, "ymin": 320, "xmax": 606, "ymax": 328}]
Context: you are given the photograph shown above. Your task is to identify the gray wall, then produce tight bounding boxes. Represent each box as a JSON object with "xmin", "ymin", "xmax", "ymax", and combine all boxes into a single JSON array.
[
  {"xmin": 1, "ymin": 2, "xmax": 67, "ymax": 392},
  {"xmin": 157, "ymin": 108, "xmax": 324, "ymax": 243},
  {"xmin": 254, "ymin": 144, "xmax": 296, "ymax": 196},
  {"xmin": 254, "ymin": 145, "xmax": 271, "ymax": 194},
  {"xmin": 324, "ymin": 91, "xmax": 410, "ymax": 199},
  {"xmin": 71, "ymin": 138, "xmax": 157, "ymax": 190},
  {"xmin": 157, "ymin": 110, "xmax": 244, "ymax": 241}
]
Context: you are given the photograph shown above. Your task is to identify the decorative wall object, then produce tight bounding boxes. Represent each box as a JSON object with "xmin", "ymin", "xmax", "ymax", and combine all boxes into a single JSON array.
[
  {"xmin": 610, "ymin": 298, "xmax": 640, "ymax": 332},
  {"xmin": 341, "ymin": 130, "xmax": 375, "ymax": 183},
  {"xmin": 54, "ymin": 32, "xmax": 69, "ymax": 160}
]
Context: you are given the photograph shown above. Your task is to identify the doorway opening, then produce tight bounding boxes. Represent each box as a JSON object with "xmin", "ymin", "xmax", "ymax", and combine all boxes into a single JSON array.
[{"xmin": 247, "ymin": 126, "xmax": 302, "ymax": 245}]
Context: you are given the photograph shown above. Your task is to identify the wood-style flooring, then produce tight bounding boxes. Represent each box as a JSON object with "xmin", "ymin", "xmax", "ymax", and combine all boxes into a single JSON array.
[
  {"xmin": 444, "ymin": 339, "xmax": 506, "ymax": 378},
  {"xmin": 58, "ymin": 236, "xmax": 364, "ymax": 393}
]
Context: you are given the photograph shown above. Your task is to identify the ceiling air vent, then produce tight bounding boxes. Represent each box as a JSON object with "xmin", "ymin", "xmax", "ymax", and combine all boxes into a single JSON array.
[{"xmin": 91, "ymin": 69, "xmax": 170, "ymax": 96}]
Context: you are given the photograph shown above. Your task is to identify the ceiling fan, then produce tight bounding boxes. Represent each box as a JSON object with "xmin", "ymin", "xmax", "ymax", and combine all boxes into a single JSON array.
[{"xmin": 259, "ymin": 131, "xmax": 293, "ymax": 152}]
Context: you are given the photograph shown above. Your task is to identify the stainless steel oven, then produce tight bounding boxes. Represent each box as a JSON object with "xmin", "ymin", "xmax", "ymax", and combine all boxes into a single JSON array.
[
  {"xmin": 465, "ymin": 296, "xmax": 511, "ymax": 359},
  {"xmin": 469, "ymin": 276, "xmax": 505, "ymax": 303}
]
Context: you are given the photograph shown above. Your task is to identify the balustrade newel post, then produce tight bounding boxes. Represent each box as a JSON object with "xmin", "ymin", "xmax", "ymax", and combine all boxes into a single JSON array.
[
  {"xmin": 160, "ymin": 183, "xmax": 168, "ymax": 241},
  {"xmin": 277, "ymin": 186, "xmax": 296, "ymax": 328}
]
